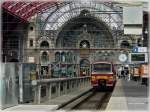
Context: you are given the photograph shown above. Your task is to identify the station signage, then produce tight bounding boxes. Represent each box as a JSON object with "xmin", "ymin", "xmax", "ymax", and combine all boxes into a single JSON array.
[
  {"xmin": 132, "ymin": 47, "xmax": 147, "ymax": 53},
  {"xmin": 129, "ymin": 53, "xmax": 148, "ymax": 63},
  {"xmin": 138, "ymin": 47, "xmax": 147, "ymax": 52}
]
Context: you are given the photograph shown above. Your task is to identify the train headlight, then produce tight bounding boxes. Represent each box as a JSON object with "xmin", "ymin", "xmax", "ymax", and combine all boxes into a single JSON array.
[
  {"xmin": 91, "ymin": 76, "xmax": 96, "ymax": 81},
  {"xmin": 108, "ymin": 76, "xmax": 113, "ymax": 79}
]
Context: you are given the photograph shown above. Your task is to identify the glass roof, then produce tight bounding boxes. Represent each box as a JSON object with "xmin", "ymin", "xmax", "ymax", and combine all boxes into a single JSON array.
[
  {"xmin": 2, "ymin": 1, "xmax": 123, "ymax": 30},
  {"xmin": 38, "ymin": 2, "xmax": 123, "ymax": 31}
]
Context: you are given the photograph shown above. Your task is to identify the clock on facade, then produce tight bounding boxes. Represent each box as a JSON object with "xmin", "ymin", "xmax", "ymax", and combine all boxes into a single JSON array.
[{"xmin": 119, "ymin": 54, "xmax": 128, "ymax": 62}]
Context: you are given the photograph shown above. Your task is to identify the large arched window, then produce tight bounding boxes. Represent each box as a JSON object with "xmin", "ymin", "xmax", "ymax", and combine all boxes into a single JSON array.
[
  {"xmin": 80, "ymin": 59, "xmax": 90, "ymax": 76},
  {"xmin": 37, "ymin": 2, "xmax": 122, "ymax": 48},
  {"xmin": 80, "ymin": 59, "xmax": 90, "ymax": 67},
  {"xmin": 55, "ymin": 52, "xmax": 60, "ymax": 62},
  {"xmin": 120, "ymin": 41, "xmax": 130, "ymax": 48},
  {"xmin": 61, "ymin": 52, "xmax": 66, "ymax": 63},
  {"xmin": 40, "ymin": 41, "xmax": 49, "ymax": 48},
  {"xmin": 41, "ymin": 51, "xmax": 49, "ymax": 63},
  {"xmin": 67, "ymin": 52, "xmax": 73, "ymax": 63},
  {"xmin": 39, "ymin": 2, "xmax": 122, "ymax": 31}
]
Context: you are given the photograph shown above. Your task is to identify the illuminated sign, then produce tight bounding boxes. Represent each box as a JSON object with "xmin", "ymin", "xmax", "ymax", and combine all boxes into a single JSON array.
[
  {"xmin": 129, "ymin": 53, "xmax": 148, "ymax": 63},
  {"xmin": 131, "ymin": 54, "xmax": 145, "ymax": 61}
]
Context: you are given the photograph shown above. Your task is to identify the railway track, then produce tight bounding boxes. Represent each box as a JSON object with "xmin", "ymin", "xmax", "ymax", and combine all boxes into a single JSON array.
[
  {"xmin": 72, "ymin": 91, "xmax": 112, "ymax": 110},
  {"xmin": 60, "ymin": 89, "xmax": 112, "ymax": 110}
]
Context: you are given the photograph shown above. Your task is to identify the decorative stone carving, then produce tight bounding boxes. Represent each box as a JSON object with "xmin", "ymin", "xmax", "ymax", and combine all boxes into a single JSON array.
[
  {"xmin": 77, "ymin": 24, "xmax": 94, "ymax": 48},
  {"xmin": 37, "ymin": 36, "xmax": 54, "ymax": 48}
]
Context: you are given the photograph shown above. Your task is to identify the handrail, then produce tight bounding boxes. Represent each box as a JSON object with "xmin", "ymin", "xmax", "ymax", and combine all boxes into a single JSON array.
[
  {"xmin": 32, "ymin": 76, "xmax": 90, "ymax": 85},
  {"xmin": 32, "ymin": 76, "xmax": 91, "ymax": 104}
]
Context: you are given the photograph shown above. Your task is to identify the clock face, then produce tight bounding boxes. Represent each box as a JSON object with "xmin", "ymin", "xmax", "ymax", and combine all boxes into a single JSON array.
[{"xmin": 119, "ymin": 54, "xmax": 127, "ymax": 62}]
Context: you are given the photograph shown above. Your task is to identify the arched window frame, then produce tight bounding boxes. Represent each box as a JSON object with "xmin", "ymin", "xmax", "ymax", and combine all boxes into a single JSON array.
[
  {"xmin": 55, "ymin": 52, "xmax": 61, "ymax": 62},
  {"xmin": 38, "ymin": 2, "xmax": 122, "ymax": 31},
  {"xmin": 41, "ymin": 51, "xmax": 49, "ymax": 63},
  {"xmin": 40, "ymin": 41, "xmax": 49, "ymax": 48}
]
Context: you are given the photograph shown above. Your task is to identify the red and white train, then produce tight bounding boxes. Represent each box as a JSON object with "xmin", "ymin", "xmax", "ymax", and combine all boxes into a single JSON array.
[{"xmin": 91, "ymin": 61, "xmax": 116, "ymax": 89}]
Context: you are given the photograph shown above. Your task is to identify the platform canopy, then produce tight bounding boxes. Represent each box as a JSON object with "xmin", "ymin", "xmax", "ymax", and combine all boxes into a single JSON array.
[
  {"xmin": 2, "ymin": 1, "xmax": 122, "ymax": 26},
  {"xmin": 2, "ymin": 1, "xmax": 61, "ymax": 21}
]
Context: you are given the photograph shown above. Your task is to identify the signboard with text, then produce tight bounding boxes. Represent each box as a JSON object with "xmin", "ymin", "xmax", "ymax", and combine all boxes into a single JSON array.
[
  {"xmin": 132, "ymin": 47, "xmax": 147, "ymax": 53},
  {"xmin": 129, "ymin": 53, "xmax": 148, "ymax": 63}
]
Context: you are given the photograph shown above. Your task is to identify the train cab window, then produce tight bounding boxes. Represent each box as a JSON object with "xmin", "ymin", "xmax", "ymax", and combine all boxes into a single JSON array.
[{"xmin": 93, "ymin": 63, "xmax": 112, "ymax": 72}]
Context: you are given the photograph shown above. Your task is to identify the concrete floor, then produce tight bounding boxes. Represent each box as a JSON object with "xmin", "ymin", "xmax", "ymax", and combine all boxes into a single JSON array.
[{"xmin": 106, "ymin": 79, "xmax": 149, "ymax": 111}]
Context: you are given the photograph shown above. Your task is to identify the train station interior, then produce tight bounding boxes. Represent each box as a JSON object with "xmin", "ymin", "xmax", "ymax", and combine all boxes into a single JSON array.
[{"xmin": 0, "ymin": 0, "xmax": 149, "ymax": 111}]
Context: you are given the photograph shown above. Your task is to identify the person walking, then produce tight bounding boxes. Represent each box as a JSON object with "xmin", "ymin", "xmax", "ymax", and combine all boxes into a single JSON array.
[
  {"xmin": 121, "ymin": 70, "xmax": 124, "ymax": 79},
  {"xmin": 128, "ymin": 69, "xmax": 131, "ymax": 81},
  {"xmin": 117, "ymin": 67, "xmax": 122, "ymax": 79},
  {"xmin": 125, "ymin": 69, "xmax": 129, "ymax": 80}
]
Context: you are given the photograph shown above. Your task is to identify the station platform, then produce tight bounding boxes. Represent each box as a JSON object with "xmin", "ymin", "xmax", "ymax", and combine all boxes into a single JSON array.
[
  {"xmin": 3, "ymin": 86, "xmax": 92, "ymax": 112},
  {"xmin": 106, "ymin": 79, "xmax": 149, "ymax": 111},
  {"xmin": 2, "ymin": 79, "xmax": 149, "ymax": 112}
]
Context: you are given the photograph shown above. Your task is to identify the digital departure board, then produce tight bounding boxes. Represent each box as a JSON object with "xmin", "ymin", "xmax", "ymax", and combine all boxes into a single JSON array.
[
  {"xmin": 129, "ymin": 53, "xmax": 148, "ymax": 62},
  {"xmin": 131, "ymin": 53, "xmax": 145, "ymax": 61}
]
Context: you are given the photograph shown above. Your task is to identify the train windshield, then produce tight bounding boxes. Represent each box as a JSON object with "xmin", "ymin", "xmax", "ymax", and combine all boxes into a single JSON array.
[{"xmin": 93, "ymin": 63, "xmax": 112, "ymax": 73}]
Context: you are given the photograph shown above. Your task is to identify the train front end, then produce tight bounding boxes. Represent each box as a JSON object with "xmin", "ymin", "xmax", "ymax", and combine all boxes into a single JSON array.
[{"xmin": 91, "ymin": 62, "xmax": 116, "ymax": 89}]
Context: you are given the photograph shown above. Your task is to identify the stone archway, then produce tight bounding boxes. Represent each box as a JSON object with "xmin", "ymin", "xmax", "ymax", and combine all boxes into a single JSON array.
[
  {"xmin": 40, "ymin": 41, "xmax": 49, "ymax": 48},
  {"xmin": 56, "ymin": 10, "xmax": 114, "ymax": 48},
  {"xmin": 120, "ymin": 40, "xmax": 130, "ymax": 48}
]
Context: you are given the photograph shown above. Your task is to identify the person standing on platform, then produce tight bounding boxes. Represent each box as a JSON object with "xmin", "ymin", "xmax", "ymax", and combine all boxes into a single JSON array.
[
  {"xmin": 128, "ymin": 68, "xmax": 131, "ymax": 81},
  {"xmin": 117, "ymin": 67, "xmax": 122, "ymax": 79},
  {"xmin": 125, "ymin": 69, "xmax": 129, "ymax": 80},
  {"xmin": 121, "ymin": 69, "xmax": 124, "ymax": 79}
]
